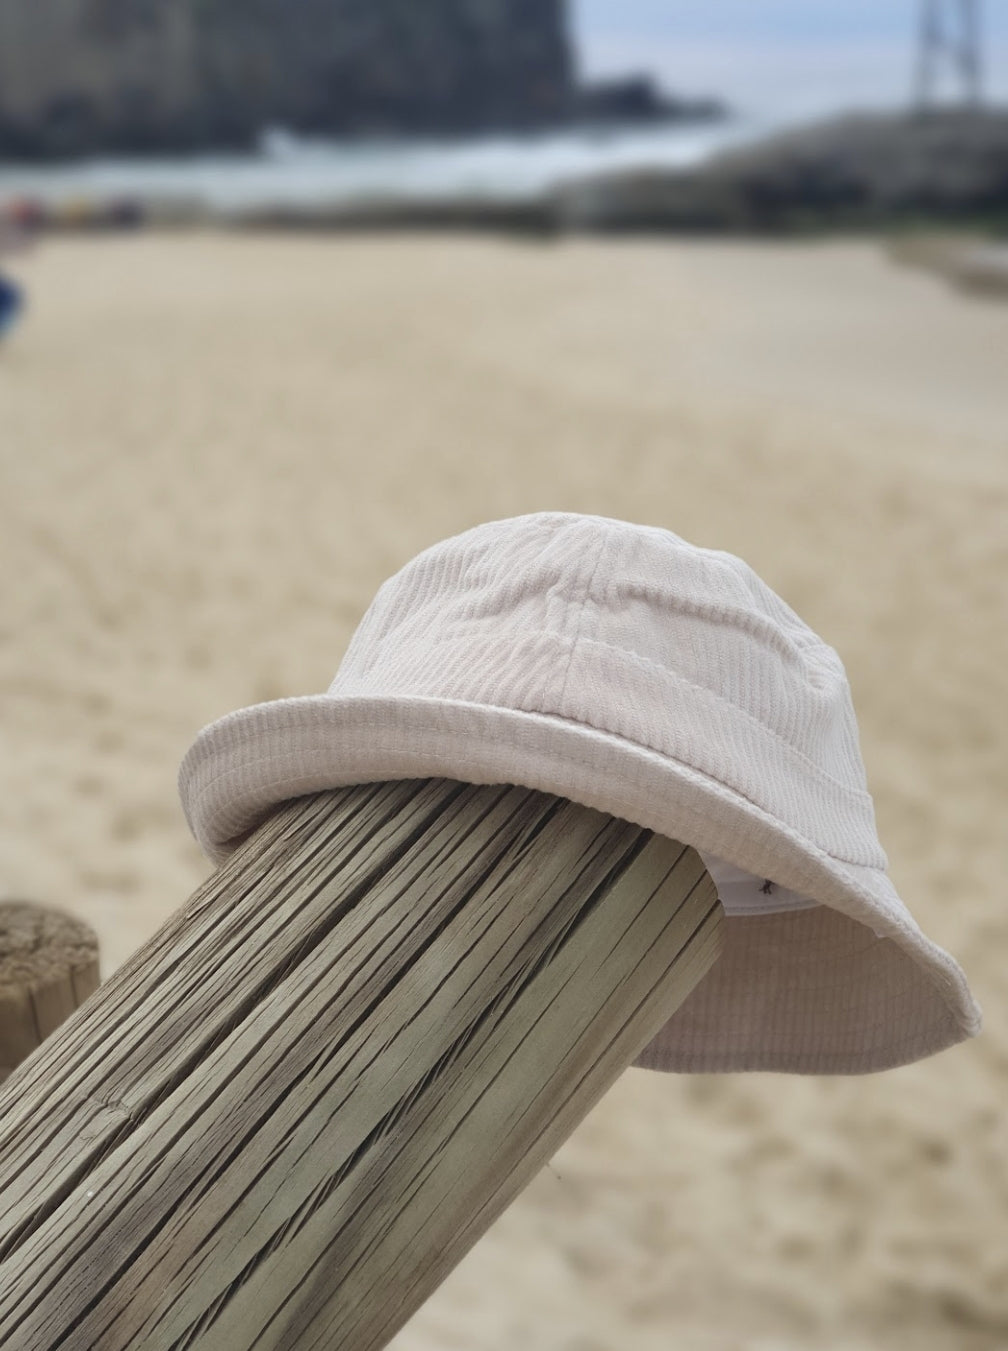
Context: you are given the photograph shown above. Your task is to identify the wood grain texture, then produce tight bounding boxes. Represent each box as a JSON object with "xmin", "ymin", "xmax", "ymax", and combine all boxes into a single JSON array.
[
  {"xmin": 0, "ymin": 780, "xmax": 722, "ymax": 1351},
  {"xmin": 0, "ymin": 901, "xmax": 100, "ymax": 1082}
]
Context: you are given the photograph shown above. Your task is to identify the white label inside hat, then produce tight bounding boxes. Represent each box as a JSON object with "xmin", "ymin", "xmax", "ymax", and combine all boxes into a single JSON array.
[{"xmin": 696, "ymin": 853, "xmax": 819, "ymax": 918}]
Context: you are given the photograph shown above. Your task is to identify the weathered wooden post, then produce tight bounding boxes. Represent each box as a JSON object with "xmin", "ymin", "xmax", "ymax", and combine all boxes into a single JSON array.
[
  {"xmin": 0, "ymin": 900, "xmax": 100, "ymax": 1083},
  {"xmin": 0, "ymin": 778, "xmax": 723, "ymax": 1351}
]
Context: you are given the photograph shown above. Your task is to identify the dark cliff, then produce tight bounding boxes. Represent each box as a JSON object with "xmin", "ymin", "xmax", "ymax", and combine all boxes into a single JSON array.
[{"xmin": 0, "ymin": 0, "xmax": 574, "ymax": 157}]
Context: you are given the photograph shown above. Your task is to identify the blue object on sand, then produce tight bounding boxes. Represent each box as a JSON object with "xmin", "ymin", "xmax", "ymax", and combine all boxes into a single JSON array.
[{"xmin": 0, "ymin": 274, "xmax": 24, "ymax": 338}]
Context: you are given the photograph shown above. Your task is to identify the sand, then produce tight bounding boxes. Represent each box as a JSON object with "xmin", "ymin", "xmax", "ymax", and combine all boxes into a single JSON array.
[{"xmin": 1, "ymin": 232, "xmax": 1006, "ymax": 1349}]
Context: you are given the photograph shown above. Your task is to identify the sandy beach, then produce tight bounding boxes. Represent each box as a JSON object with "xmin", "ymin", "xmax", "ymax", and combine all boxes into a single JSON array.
[{"xmin": 1, "ymin": 231, "xmax": 1006, "ymax": 1349}]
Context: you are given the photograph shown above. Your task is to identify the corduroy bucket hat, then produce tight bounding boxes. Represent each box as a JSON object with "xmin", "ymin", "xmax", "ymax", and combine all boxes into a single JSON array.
[{"xmin": 180, "ymin": 512, "xmax": 980, "ymax": 1074}]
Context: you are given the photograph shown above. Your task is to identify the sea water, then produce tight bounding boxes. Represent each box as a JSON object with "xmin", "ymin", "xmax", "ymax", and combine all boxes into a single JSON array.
[{"xmin": 0, "ymin": 115, "xmax": 783, "ymax": 217}]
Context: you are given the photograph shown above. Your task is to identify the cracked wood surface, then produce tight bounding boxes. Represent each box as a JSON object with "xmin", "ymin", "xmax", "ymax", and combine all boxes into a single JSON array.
[{"xmin": 0, "ymin": 779, "xmax": 722, "ymax": 1350}]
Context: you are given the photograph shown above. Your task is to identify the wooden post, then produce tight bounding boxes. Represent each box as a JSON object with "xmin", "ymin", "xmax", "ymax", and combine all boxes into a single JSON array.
[
  {"xmin": 0, "ymin": 779, "xmax": 723, "ymax": 1351},
  {"xmin": 0, "ymin": 900, "xmax": 100, "ymax": 1083}
]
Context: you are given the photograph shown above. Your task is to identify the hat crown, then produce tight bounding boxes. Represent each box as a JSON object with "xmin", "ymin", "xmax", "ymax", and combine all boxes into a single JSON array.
[{"xmin": 331, "ymin": 513, "xmax": 883, "ymax": 869}]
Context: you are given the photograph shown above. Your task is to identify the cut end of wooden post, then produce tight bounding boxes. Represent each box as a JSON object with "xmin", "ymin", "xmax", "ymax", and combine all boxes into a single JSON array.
[{"xmin": 0, "ymin": 901, "xmax": 100, "ymax": 1081}]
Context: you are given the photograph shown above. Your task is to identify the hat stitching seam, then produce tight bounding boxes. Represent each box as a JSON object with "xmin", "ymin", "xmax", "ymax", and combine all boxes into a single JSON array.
[
  {"xmin": 332, "ymin": 631, "xmax": 872, "ymax": 806},
  {"xmin": 551, "ymin": 636, "xmax": 873, "ymax": 804},
  {"xmin": 607, "ymin": 584, "xmax": 830, "ymax": 669},
  {"xmin": 556, "ymin": 528, "xmax": 610, "ymax": 714}
]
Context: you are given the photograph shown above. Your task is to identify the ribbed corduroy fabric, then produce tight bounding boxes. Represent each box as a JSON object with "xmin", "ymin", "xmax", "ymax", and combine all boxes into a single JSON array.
[{"xmin": 179, "ymin": 513, "xmax": 981, "ymax": 1074}]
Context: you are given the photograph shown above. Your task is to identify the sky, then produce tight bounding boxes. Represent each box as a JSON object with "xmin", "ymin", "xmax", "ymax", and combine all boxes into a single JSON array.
[{"xmin": 572, "ymin": 1, "xmax": 1008, "ymax": 119}]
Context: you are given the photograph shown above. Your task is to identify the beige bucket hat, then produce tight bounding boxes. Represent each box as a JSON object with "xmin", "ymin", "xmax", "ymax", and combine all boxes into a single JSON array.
[{"xmin": 179, "ymin": 512, "xmax": 980, "ymax": 1074}]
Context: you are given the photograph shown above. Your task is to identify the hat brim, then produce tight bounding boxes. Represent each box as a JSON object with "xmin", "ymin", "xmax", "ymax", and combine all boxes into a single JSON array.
[{"xmin": 179, "ymin": 693, "xmax": 981, "ymax": 1073}]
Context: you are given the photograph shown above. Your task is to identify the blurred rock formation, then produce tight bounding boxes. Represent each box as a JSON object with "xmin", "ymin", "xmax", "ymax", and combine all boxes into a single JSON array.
[
  {"xmin": 573, "ymin": 75, "xmax": 726, "ymax": 126},
  {"xmin": 555, "ymin": 110, "xmax": 1008, "ymax": 232},
  {"xmin": 0, "ymin": 0, "xmax": 574, "ymax": 156}
]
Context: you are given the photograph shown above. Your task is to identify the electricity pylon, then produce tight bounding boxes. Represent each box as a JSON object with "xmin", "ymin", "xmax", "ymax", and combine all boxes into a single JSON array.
[{"xmin": 914, "ymin": 0, "xmax": 983, "ymax": 106}]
